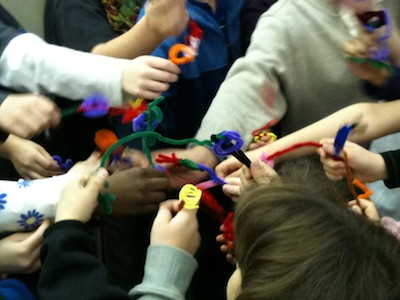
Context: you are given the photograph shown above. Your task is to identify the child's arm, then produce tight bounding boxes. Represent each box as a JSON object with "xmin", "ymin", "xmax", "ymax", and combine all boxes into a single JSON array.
[
  {"xmin": 92, "ymin": 0, "xmax": 189, "ymax": 59},
  {"xmin": 0, "ymin": 33, "xmax": 180, "ymax": 104},
  {"xmin": 216, "ymin": 100, "xmax": 400, "ymax": 178},
  {"xmin": 0, "ymin": 154, "xmax": 100, "ymax": 233}
]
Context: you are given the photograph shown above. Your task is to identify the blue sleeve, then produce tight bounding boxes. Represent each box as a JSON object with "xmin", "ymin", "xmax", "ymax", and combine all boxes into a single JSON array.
[{"xmin": 0, "ymin": 278, "xmax": 36, "ymax": 300}]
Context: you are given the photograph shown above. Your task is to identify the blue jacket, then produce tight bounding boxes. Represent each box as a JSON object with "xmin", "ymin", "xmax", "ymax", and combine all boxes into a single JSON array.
[{"xmin": 120, "ymin": 0, "xmax": 244, "ymax": 148}]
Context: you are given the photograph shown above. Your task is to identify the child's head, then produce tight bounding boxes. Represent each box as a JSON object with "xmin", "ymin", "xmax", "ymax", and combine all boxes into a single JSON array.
[{"xmin": 227, "ymin": 182, "xmax": 400, "ymax": 300}]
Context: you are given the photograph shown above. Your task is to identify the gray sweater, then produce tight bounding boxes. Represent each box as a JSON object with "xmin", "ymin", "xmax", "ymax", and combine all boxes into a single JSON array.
[{"xmin": 195, "ymin": 0, "xmax": 368, "ymax": 146}]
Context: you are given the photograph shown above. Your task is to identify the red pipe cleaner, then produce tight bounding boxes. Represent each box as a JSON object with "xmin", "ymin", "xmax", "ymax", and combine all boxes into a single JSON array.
[
  {"xmin": 267, "ymin": 142, "xmax": 322, "ymax": 160},
  {"xmin": 155, "ymin": 153, "xmax": 180, "ymax": 167}
]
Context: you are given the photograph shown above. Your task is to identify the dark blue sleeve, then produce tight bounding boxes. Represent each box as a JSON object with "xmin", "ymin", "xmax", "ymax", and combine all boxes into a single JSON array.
[
  {"xmin": 0, "ymin": 5, "xmax": 20, "ymax": 57},
  {"xmin": 44, "ymin": 0, "xmax": 116, "ymax": 52},
  {"xmin": 364, "ymin": 67, "xmax": 400, "ymax": 101}
]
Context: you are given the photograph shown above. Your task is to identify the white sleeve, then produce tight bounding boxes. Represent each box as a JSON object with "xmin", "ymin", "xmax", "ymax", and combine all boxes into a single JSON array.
[
  {"xmin": 0, "ymin": 33, "xmax": 128, "ymax": 106},
  {"xmin": 0, "ymin": 174, "xmax": 72, "ymax": 233}
]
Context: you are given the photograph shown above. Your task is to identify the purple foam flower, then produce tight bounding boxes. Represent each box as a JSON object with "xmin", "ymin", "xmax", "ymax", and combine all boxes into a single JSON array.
[
  {"xmin": 79, "ymin": 94, "xmax": 110, "ymax": 118},
  {"xmin": 212, "ymin": 131, "xmax": 244, "ymax": 156}
]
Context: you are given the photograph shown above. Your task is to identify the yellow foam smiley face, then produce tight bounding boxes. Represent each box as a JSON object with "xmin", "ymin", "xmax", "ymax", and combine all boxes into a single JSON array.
[{"xmin": 179, "ymin": 184, "xmax": 202, "ymax": 210}]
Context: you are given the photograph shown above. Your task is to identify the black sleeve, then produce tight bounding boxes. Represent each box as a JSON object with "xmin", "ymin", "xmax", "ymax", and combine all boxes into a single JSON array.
[
  {"xmin": 240, "ymin": 0, "xmax": 277, "ymax": 52},
  {"xmin": 39, "ymin": 221, "xmax": 130, "ymax": 300},
  {"xmin": 0, "ymin": 5, "xmax": 20, "ymax": 56},
  {"xmin": 44, "ymin": 0, "xmax": 116, "ymax": 52},
  {"xmin": 0, "ymin": 87, "xmax": 10, "ymax": 104},
  {"xmin": 381, "ymin": 150, "xmax": 400, "ymax": 189}
]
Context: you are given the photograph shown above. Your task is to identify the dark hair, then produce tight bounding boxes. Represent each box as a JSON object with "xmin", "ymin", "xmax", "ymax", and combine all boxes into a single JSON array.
[{"xmin": 234, "ymin": 182, "xmax": 400, "ymax": 300}]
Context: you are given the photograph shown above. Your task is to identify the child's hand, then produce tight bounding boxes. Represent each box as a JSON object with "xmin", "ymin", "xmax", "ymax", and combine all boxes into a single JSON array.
[
  {"xmin": 216, "ymin": 224, "xmax": 236, "ymax": 265},
  {"xmin": 150, "ymin": 200, "xmax": 200, "ymax": 256},
  {"xmin": 216, "ymin": 146, "xmax": 266, "ymax": 179},
  {"xmin": 122, "ymin": 56, "xmax": 181, "ymax": 100},
  {"xmin": 107, "ymin": 167, "xmax": 169, "ymax": 215},
  {"xmin": 348, "ymin": 198, "xmax": 380, "ymax": 221},
  {"xmin": 0, "ymin": 220, "xmax": 50, "ymax": 274},
  {"xmin": 0, "ymin": 93, "xmax": 60, "ymax": 139},
  {"xmin": 317, "ymin": 138, "xmax": 387, "ymax": 183},
  {"xmin": 342, "ymin": 24, "xmax": 391, "ymax": 86},
  {"xmin": 55, "ymin": 168, "xmax": 109, "ymax": 223},
  {"xmin": 1, "ymin": 135, "xmax": 62, "ymax": 179},
  {"xmin": 145, "ymin": 0, "xmax": 189, "ymax": 39},
  {"xmin": 222, "ymin": 160, "xmax": 278, "ymax": 200}
]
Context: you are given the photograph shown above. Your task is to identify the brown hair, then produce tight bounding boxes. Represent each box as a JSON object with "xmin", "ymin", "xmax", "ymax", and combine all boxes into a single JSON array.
[{"xmin": 234, "ymin": 182, "xmax": 400, "ymax": 300}]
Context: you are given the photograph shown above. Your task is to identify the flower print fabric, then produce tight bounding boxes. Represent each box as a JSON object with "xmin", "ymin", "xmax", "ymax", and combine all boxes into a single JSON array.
[{"xmin": 0, "ymin": 174, "xmax": 74, "ymax": 233}]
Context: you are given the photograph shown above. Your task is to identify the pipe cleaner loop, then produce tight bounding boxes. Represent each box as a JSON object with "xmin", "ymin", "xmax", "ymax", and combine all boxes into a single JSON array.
[
  {"xmin": 169, "ymin": 44, "xmax": 196, "ymax": 65},
  {"xmin": 179, "ymin": 184, "xmax": 202, "ymax": 210},
  {"xmin": 211, "ymin": 131, "xmax": 244, "ymax": 156}
]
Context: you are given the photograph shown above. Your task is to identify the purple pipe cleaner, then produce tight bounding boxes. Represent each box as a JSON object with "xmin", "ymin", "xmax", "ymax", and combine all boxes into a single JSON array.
[{"xmin": 53, "ymin": 155, "xmax": 73, "ymax": 171}]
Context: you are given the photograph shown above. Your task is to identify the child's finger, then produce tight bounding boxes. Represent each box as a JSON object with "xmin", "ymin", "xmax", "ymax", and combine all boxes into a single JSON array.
[{"xmin": 23, "ymin": 219, "xmax": 51, "ymax": 249}]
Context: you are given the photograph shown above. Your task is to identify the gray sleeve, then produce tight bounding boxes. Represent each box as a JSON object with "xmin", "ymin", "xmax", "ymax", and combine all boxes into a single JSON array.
[
  {"xmin": 194, "ymin": 14, "xmax": 289, "ymax": 147},
  {"xmin": 129, "ymin": 245, "xmax": 197, "ymax": 300}
]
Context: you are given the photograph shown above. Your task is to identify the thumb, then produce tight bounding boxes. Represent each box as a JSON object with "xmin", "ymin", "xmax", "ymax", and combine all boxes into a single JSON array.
[
  {"xmin": 153, "ymin": 202, "xmax": 174, "ymax": 225},
  {"xmin": 84, "ymin": 168, "xmax": 109, "ymax": 192}
]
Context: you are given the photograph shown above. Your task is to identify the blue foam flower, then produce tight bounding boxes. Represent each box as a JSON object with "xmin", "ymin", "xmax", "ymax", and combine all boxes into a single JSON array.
[
  {"xmin": 18, "ymin": 209, "xmax": 44, "ymax": 230},
  {"xmin": 0, "ymin": 193, "xmax": 7, "ymax": 211}
]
